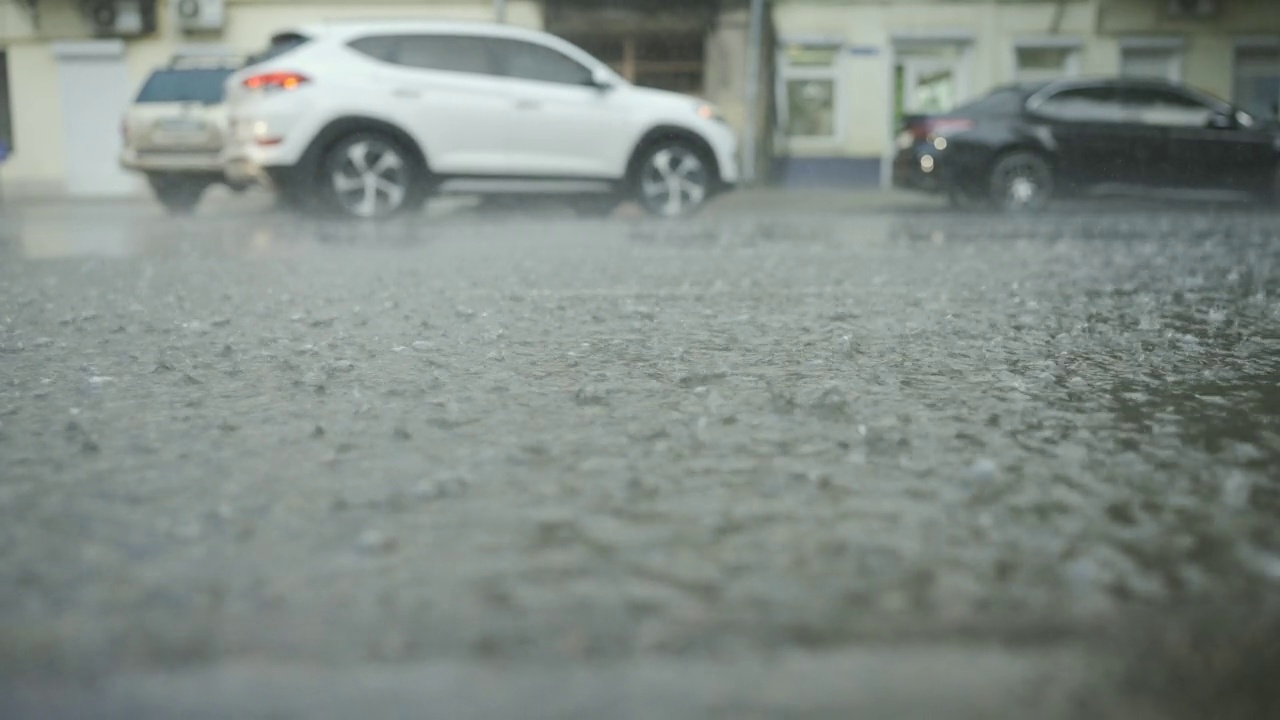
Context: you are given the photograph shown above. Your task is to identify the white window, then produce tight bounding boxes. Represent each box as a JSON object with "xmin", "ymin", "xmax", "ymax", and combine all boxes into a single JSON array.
[
  {"xmin": 1120, "ymin": 37, "xmax": 1185, "ymax": 82},
  {"xmin": 1013, "ymin": 39, "xmax": 1081, "ymax": 83},
  {"xmin": 777, "ymin": 41, "xmax": 842, "ymax": 142}
]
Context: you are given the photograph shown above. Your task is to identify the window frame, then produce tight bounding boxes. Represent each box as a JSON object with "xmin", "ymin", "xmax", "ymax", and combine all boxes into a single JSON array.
[
  {"xmin": 1119, "ymin": 36, "xmax": 1186, "ymax": 83},
  {"xmin": 775, "ymin": 38, "xmax": 846, "ymax": 147},
  {"xmin": 1011, "ymin": 37, "xmax": 1083, "ymax": 85}
]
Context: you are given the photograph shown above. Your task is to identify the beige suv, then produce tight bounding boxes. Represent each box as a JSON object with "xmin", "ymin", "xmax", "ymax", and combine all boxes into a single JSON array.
[{"xmin": 120, "ymin": 51, "xmax": 246, "ymax": 214}]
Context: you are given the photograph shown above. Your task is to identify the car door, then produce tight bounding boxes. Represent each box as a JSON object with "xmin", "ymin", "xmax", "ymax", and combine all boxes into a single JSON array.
[
  {"xmin": 1123, "ymin": 82, "xmax": 1275, "ymax": 194},
  {"xmin": 1026, "ymin": 82, "xmax": 1158, "ymax": 190},
  {"xmin": 483, "ymin": 37, "xmax": 635, "ymax": 179},
  {"xmin": 347, "ymin": 34, "xmax": 512, "ymax": 175}
]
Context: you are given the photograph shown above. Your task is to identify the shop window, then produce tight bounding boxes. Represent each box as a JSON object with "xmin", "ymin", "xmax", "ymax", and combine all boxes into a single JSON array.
[
  {"xmin": 1234, "ymin": 45, "xmax": 1280, "ymax": 123},
  {"xmin": 1121, "ymin": 46, "xmax": 1183, "ymax": 82},
  {"xmin": 779, "ymin": 42, "xmax": 841, "ymax": 141},
  {"xmin": 1015, "ymin": 43, "xmax": 1080, "ymax": 83}
]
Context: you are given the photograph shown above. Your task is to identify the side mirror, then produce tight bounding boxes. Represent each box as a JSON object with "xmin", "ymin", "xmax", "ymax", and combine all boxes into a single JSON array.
[{"xmin": 590, "ymin": 67, "xmax": 615, "ymax": 91}]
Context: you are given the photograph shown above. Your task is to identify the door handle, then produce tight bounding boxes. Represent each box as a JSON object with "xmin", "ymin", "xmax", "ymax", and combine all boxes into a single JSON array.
[
  {"xmin": 392, "ymin": 88, "xmax": 421, "ymax": 99},
  {"xmin": 514, "ymin": 99, "xmax": 542, "ymax": 111}
]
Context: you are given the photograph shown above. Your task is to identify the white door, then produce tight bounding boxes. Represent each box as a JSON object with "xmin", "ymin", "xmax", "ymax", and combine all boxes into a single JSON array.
[
  {"xmin": 487, "ymin": 38, "xmax": 633, "ymax": 178},
  {"xmin": 52, "ymin": 41, "xmax": 140, "ymax": 197},
  {"xmin": 374, "ymin": 34, "xmax": 513, "ymax": 175}
]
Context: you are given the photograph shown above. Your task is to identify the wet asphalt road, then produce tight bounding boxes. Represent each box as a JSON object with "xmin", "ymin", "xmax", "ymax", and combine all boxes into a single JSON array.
[{"xmin": 1, "ymin": 192, "xmax": 1279, "ymax": 718}]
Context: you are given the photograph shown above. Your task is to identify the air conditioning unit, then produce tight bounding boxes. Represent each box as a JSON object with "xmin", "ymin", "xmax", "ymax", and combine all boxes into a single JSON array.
[
  {"xmin": 83, "ymin": 0, "xmax": 157, "ymax": 37},
  {"xmin": 177, "ymin": 0, "xmax": 225, "ymax": 33},
  {"xmin": 1166, "ymin": 0, "xmax": 1220, "ymax": 19}
]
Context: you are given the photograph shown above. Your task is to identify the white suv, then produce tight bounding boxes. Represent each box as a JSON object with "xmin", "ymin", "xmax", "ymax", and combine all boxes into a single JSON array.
[{"xmin": 222, "ymin": 21, "xmax": 739, "ymax": 220}]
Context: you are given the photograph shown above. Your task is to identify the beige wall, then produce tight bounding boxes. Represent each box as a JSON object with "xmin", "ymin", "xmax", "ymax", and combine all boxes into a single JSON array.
[
  {"xmin": 2, "ymin": 44, "xmax": 66, "ymax": 195},
  {"xmin": 773, "ymin": 0, "xmax": 1280, "ymax": 161},
  {"xmin": 1, "ymin": 0, "xmax": 542, "ymax": 197}
]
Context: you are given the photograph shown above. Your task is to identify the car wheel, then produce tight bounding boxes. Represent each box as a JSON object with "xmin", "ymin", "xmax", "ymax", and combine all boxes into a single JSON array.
[
  {"xmin": 148, "ymin": 174, "xmax": 208, "ymax": 215},
  {"xmin": 633, "ymin": 140, "xmax": 713, "ymax": 219},
  {"xmin": 989, "ymin": 151, "xmax": 1053, "ymax": 213},
  {"xmin": 319, "ymin": 132, "xmax": 426, "ymax": 220}
]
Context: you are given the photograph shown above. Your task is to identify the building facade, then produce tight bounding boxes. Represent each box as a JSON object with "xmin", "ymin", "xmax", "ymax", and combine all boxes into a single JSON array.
[
  {"xmin": 2, "ymin": 0, "xmax": 1277, "ymax": 197},
  {"xmin": 771, "ymin": 0, "xmax": 1280, "ymax": 188},
  {"xmin": 0, "ymin": 0, "xmax": 772, "ymax": 199}
]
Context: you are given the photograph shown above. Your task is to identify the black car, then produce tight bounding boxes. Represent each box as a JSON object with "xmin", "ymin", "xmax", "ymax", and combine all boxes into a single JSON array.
[{"xmin": 892, "ymin": 77, "xmax": 1280, "ymax": 212}]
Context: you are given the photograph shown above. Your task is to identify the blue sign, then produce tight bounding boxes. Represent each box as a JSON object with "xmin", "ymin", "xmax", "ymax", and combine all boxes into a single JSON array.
[{"xmin": 0, "ymin": 140, "xmax": 8, "ymax": 163}]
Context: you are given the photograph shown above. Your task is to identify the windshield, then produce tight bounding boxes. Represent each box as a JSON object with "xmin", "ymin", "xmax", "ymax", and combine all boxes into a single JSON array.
[{"xmin": 135, "ymin": 68, "xmax": 234, "ymax": 104}]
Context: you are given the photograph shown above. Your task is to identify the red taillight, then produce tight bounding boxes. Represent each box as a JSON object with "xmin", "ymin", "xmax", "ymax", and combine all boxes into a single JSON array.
[
  {"xmin": 924, "ymin": 118, "xmax": 974, "ymax": 138},
  {"xmin": 242, "ymin": 71, "xmax": 310, "ymax": 91}
]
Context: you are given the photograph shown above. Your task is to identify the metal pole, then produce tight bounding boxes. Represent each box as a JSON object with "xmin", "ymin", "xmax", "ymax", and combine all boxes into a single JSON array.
[
  {"xmin": 742, "ymin": 0, "xmax": 766, "ymax": 185},
  {"xmin": 494, "ymin": 0, "xmax": 507, "ymax": 23}
]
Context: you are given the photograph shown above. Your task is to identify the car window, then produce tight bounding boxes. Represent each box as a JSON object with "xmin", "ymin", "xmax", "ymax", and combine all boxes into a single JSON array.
[
  {"xmin": 347, "ymin": 36, "xmax": 399, "ymax": 64},
  {"xmin": 1033, "ymin": 85, "xmax": 1126, "ymax": 123},
  {"xmin": 1124, "ymin": 86, "xmax": 1217, "ymax": 128},
  {"xmin": 352, "ymin": 34, "xmax": 497, "ymax": 76},
  {"xmin": 135, "ymin": 68, "xmax": 234, "ymax": 104},
  {"xmin": 950, "ymin": 87, "xmax": 1027, "ymax": 116},
  {"xmin": 487, "ymin": 39, "xmax": 594, "ymax": 86},
  {"xmin": 245, "ymin": 32, "xmax": 310, "ymax": 67}
]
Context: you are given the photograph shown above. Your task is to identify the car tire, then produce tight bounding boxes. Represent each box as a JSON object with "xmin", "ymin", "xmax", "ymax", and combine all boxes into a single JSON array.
[
  {"xmin": 317, "ymin": 131, "xmax": 428, "ymax": 220},
  {"xmin": 631, "ymin": 139, "xmax": 714, "ymax": 219},
  {"xmin": 148, "ymin": 174, "xmax": 208, "ymax": 215},
  {"xmin": 988, "ymin": 151, "xmax": 1053, "ymax": 213}
]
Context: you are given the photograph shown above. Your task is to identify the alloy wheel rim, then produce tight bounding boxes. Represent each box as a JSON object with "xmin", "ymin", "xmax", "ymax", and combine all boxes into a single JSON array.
[
  {"xmin": 331, "ymin": 140, "xmax": 408, "ymax": 218},
  {"xmin": 1002, "ymin": 161, "xmax": 1045, "ymax": 209},
  {"xmin": 640, "ymin": 147, "xmax": 708, "ymax": 217}
]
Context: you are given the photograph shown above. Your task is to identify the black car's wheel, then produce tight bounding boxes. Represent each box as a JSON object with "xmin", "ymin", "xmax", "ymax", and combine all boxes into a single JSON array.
[
  {"xmin": 632, "ymin": 140, "xmax": 713, "ymax": 219},
  {"xmin": 147, "ymin": 174, "xmax": 209, "ymax": 215},
  {"xmin": 318, "ymin": 132, "xmax": 427, "ymax": 220},
  {"xmin": 989, "ymin": 151, "xmax": 1053, "ymax": 213}
]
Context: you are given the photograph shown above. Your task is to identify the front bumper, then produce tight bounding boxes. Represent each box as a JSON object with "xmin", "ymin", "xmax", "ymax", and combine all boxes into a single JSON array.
[{"xmin": 892, "ymin": 146, "xmax": 945, "ymax": 193}]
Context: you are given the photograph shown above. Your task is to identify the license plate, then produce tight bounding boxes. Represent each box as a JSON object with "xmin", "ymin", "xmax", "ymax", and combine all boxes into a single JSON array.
[{"xmin": 158, "ymin": 118, "xmax": 205, "ymax": 133}]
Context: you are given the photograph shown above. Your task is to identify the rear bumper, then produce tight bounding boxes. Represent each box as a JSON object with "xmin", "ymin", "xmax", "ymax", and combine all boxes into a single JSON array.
[{"xmin": 120, "ymin": 149, "xmax": 224, "ymax": 176}]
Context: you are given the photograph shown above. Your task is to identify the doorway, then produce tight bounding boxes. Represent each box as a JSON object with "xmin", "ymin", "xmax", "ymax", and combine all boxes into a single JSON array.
[
  {"xmin": 52, "ymin": 40, "xmax": 139, "ymax": 197},
  {"xmin": 1234, "ymin": 42, "xmax": 1280, "ymax": 123}
]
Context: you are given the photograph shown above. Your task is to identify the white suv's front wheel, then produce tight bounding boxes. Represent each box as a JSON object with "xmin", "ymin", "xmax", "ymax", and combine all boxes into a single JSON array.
[
  {"xmin": 320, "ymin": 132, "xmax": 426, "ymax": 220},
  {"xmin": 635, "ymin": 141, "xmax": 713, "ymax": 219}
]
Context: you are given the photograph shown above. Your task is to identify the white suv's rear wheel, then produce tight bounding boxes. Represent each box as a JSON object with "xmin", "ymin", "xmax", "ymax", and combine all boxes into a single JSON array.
[
  {"xmin": 635, "ymin": 141, "xmax": 712, "ymax": 219},
  {"xmin": 320, "ymin": 132, "xmax": 425, "ymax": 220}
]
